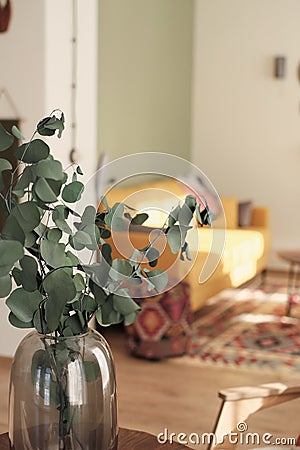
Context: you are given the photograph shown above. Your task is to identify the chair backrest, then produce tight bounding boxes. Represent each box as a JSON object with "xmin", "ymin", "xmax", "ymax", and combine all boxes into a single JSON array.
[{"xmin": 209, "ymin": 383, "xmax": 300, "ymax": 450}]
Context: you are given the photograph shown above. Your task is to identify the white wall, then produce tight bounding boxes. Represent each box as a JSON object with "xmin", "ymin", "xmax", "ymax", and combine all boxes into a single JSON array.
[
  {"xmin": 192, "ymin": 0, "xmax": 300, "ymax": 266},
  {"xmin": 0, "ymin": 0, "xmax": 45, "ymax": 138},
  {"xmin": 98, "ymin": 0, "xmax": 194, "ymax": 162},
  {"xmin": 0, "ymin": 0, "xmax": 98, "ymax": 357}
]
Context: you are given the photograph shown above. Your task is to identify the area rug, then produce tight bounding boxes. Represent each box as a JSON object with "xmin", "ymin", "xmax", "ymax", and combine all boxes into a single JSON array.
[{"xmin": 175, "ymin": 278, "xmax": 300, "ymax": 375}]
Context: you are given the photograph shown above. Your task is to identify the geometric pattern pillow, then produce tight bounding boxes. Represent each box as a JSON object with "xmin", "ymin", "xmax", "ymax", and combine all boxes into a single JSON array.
[{"xmin": 125, "ymin": 282, "xmax": 193, "ymax": 360}]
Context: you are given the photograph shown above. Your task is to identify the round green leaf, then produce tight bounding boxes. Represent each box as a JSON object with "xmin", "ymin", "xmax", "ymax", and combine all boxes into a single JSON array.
[
  {"xmin": 112, "ymin": 293, "xmax": 140, "ymax": 316},
  {"xmin": 110, "ymin": 259, "xmax": 132, "ymax": 281},
  {"xmin": 73, "ymin": 273, "xmax": 85, "ymax": 292},
  {"xmin": 178, "ymin": 204, "xmax": 194, "ymax": 226},
  {"xmin": 72, "ymin": 230, "xmax": 92, "ymax": 246},
  {"xmin": 11, "ymin": 125, "xmax": 24, "ymax": 140},
  {"xmin": 1, "ymin": 215, "xmax": 25, "ymax": 244},
  {"xmin": 19, "ymin": 255, "xmax": 38, "ymax": 292},
  {"xmin": 36, "ymin": 159, "xmax": 64, "ymax": 181},
  {"xmin": 0, "ymin": 240, "xmax": 24, "ymax": 267},
  {"xmin": 0, "ymin": 123, "xmax": 14, "ymax": 152},
  {"xmin": 13, "ymin": 166, "xmax": 36, "ymax": 197},
  {"xmin": 145, "ymin": 270, "xmax": 168, "ymax": 293},
  {"xmin": 81, "ymin": 205, "xmax": 96, "ymax": 225},
  {"xmin": 62, "ymin": 181, "xmax": 84, "ymax": 203},
  {"xmin": 0, "ymin": 158, "xmax": 12, "ymax": 191},
  {"xmin": 11, "ymin": 201, "xmax": 41, "ymax": 232},
  {"xmin": 0, "ymin": 274, "xmax": 12, "ymax": 298},
  {"xmin": 47, "ymin": 228, "xmax": 63, "ymax": 242},
  {"xmin": 43, "ymin": 269, "xmax": 76, "ymax": 331},
  {"xmin": 6, "ymin": 288, "xmax": 43, "ymax": 322},
  {"xmin": 0, "ymin": 158, "xmax": 12, "ymax": 172},
  {"xmin": 15, "ymin": 139, "xmax": 50, "ymax": 163},
  {"xmin": 131, "ymin": 213, "xmax": 149, "ymax": 226},
  {"xmin": 82, "ymin": 295, "xmax": 97, "ymax": 313},
  {"xmin": 167, "ymin": 225, "xmax": 182, "ymax": 254},
  {"xmin": 40, "ymin": 239, "xmax": 66, "ymax": 268},
  {"xmin": 54, "ymin": 218, "xmax": 72, "ymax": 235},
  {"xmin": 34, "ymin": 177, "xmax": 57, "ymax": 202},
  {"xmin": 37, "ymin": 116, "xmax": 56, "ymax": 136},
  {"xmin": 9, "ymin": 312, "xmax": 33, "ymax": 329}
]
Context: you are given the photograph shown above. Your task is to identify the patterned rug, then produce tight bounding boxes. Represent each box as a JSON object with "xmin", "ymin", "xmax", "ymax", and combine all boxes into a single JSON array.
[{"xmin": 176, "ymin": 276, "xmax": 300, "ymax": 375}]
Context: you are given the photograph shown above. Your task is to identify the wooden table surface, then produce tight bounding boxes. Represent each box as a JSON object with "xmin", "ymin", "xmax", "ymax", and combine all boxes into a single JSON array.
[
  {"xmin": 277, "ymin": 250, "xmax": 300, "ymax": 265},
  {"xmin": 0, "ymin": 427, "xmax": 190, "ymax": 449}
]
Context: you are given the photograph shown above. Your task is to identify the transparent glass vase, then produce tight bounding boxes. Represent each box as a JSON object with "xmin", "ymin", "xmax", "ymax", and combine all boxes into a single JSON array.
[{"xmin": 9, "ymin": 328, "xmax": 118, "ymax": 450}]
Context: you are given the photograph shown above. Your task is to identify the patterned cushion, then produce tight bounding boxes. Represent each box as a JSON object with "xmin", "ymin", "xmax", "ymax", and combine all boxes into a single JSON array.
[{"xmin": 125, "ymin": 282, "xmax": 193, "ymax": 360}]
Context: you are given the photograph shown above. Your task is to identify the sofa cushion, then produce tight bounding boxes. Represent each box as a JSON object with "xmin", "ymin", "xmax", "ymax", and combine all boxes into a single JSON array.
[
  {"xmin": 220, "ymin": 197, "xmax": 238, "ymax": 229},
  {"xmin": 238, "ymin": 200, "xmax": 253, "ymax": 227}
]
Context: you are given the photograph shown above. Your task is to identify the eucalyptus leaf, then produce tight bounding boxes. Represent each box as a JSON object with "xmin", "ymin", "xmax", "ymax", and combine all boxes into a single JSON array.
[
  {"xmin": 105, "ymin": 203, "xmax": 124, "ymax": 230},
  {"xmin": 72, "ymin": 230, "xmax": 92, "ymax": 246},
  {"xmin": 42, "ymin": 113, "xmax": 65, "ymax": 138},
  {"xmin": 45, "ymin": 179, "xmax": 63, "ymax": 198},
  {"xmin": 54, "ymin": 218, "xmax": 72, "ymax": 235},
  {"xmin": 0, "ymin": 240, "xmax": 24, "ymax": 267},
  {"xmin": 36, "ymin": 159, "xmax": 64, "ymax": 181},
  {"xmin": 37, "ymin": 116, "xmax": 56, "ymax": 136},
  {"xmin": 15, "ymin": 139, "xmax": 50, "ymax": 163},
  {"xmin": 110, "ymin": 259, "xmax": 133, "ymax": 281},
  {"xmin": 64, "ymin": 315, "xmax": 84, "ymax": 335},
  {"xmin": 89, "ymin": 279, "xmax": 107, "ymax": 305},
  {"xmin": 6, "ymin": 288, "xmax": 43, "ymax": 322},
  {"xmin": 11, "ymin": 125, "xmax": 24, "ymax": 140},
  {"xmin": 76, "ymin": 165, "xmax": 83, "ymax": 175},
  {"xmin": 168, "ymin": 205, "xmax": 180, "ymax": 227},
  {"xmin": 1, "ymin": 215, "xmax": 26, "ymax": 244},
  {"xmin": 18, "ymin": 255, "xmax": 38, "ymax": 292},
  {"xmin": 82, "ymin": 205, "xmax": 96, "ymax": 225},
  {"xmin": 0, "ymin": 274, "xmax": 12, "ymax": 298},
  {"xmin": 178, "ymin": 203, "xmax": 193, "ymax": 226},
  {"xmin": 82, "ymin": 295, "xmax": 97, "ymax": 313},
  {"xmin": 65, "ymin": 251, "xmax": 79, "ymax": 267},
  {"xmin": 73, "ymin": 273, "xmax": 85, "ymax": 292},
  {"xmin": 82, "ymin": 261, "xmax": 110, "ymax": 288},
  {"xmin": 62, "ymin": 181, "xmax": 84, "ymax": 203},
  {"xmin": 47, "ymin": 228, "xmax": 63, "ymax": 242},
  {"xmin": 0, "ymin": 123, "xmax": 14, "ymax": 152},
  {"xmin": 131, "ymin": 213, "xmax": 149, "ymax": 226},
  {"xmin": 11, "ymin": 201, "xmax": 41, "ymax": 232},
  {"xmin": 95, "ymin": 295, "xmax": 117, "ymax": 326},
  {"xmin": 0, "ymin": 158, "xmax": 12, "ymax": 172},
  {"xmin": 24, "ymin": 231, "xmax": 37, "ymax": 248},
  {"xmin": 185, "ymin": 194, "xmax": 197, "ymax": 210},
  {"xmin": 145, "ymin": 270, "xmax": 168, "ymax": 293},
  {"xmin": 9, "ymin": 312, "xmax": 33, "ymax": 329},
  {"xmin": 166, "ymin": 225, "xmax": 182, "ymax": 254},
  {"xmin": 40, "ymin": 239, "xmax": 66, "ymax": 268},
  {"xmin": 34, "ymin": 177, "xmax": 57, "ymax": 202},
  {"xmin": 113, "ymin": 293, "xmax": 140, "ymax": 316},
  {"xmin": 43, "ymin": 268, "xmax": 76, "ymax": 331}
]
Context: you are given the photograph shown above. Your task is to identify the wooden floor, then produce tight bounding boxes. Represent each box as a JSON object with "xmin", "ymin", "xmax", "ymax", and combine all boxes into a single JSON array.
[{"xmin": 1, "ymin": 272, "xmax": 300, "ymax": 448}]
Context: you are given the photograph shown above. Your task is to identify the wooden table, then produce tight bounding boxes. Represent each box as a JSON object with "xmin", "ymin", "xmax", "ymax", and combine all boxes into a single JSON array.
[
  {"xmin": 0, "ymin": 428, "xmax": 190, "ymax": 449},
  {"xmin": 278, "ymin": 250, "xmax": 300, "ymax": 315}
]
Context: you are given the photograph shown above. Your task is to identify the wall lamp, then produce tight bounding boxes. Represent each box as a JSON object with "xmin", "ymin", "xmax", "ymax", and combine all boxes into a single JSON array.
[{"xmin": 274, "ymin": 56, "xmax": 286, "ymax": 79}]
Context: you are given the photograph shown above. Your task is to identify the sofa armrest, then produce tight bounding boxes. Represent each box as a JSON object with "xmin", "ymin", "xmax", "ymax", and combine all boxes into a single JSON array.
[{"xmin": 250, "ymin": 206, "xmax": 269, "ymax": 228}]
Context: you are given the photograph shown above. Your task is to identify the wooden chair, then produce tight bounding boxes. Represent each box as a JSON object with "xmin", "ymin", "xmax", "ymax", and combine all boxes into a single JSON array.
[{"xmin": 209, "ymin": 383, "xmax": 300, "ymax": 450}]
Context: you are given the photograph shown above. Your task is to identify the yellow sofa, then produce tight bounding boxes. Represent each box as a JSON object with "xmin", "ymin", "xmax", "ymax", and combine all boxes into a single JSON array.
[{"xmin": 103, "ymin": 178, "xmax": 271, "ymax": 310}]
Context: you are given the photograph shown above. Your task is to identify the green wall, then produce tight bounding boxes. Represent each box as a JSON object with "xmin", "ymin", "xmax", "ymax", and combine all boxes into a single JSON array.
[{"xmin": 98, "ymin": 0, "xmax": 194, "ymax": 162}]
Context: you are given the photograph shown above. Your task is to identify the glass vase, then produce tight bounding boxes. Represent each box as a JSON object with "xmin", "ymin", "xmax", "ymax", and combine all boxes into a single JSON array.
[{"xmin": 8, "ymin": 328, "xmax": 118, "ymax": 450}]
